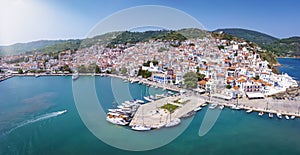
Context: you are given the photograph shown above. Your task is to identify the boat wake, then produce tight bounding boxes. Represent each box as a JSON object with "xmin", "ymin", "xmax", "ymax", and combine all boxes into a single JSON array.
[{"xmin": 3, "ymin": 110, "xmax": 67, "ymax": 136}]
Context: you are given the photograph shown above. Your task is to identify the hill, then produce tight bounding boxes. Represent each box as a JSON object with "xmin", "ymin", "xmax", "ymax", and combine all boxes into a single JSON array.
[
  {"xmin": 0, "ymin": 40, "xmax": 68, "ymax": 56},
  {"xmin": 214, "ymin": 28, "xmax": 300, "ymax": 57}
]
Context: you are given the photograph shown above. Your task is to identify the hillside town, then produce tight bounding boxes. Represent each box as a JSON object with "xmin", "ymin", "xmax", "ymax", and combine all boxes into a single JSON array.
[{"xmin": 0, "ymin": 32, "xmax": 298, "ymax": 101}]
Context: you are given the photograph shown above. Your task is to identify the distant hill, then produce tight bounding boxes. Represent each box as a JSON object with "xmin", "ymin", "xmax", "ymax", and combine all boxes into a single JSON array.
[
  {"xmin": 214, "ymin": 28, "xmax": 300, "ymax": 57},
  {"xmin": 215, "ymin": 28, "xmax": 279, "ymax": 45},
  {"xmin": 0, "ymin": 40, "xmax": 68, "ymax": 56}
]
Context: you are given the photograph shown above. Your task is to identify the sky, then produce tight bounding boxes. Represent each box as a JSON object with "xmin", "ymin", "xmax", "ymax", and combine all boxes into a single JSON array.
[{"xmin": 0, "ymin": 0, "xmax": 299, "ymax": 45}]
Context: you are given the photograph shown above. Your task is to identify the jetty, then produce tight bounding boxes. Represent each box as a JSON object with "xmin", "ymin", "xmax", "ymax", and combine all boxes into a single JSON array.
[{"xmin": 129, "ymin": 95, "xmax": 205, "ymax": 129}]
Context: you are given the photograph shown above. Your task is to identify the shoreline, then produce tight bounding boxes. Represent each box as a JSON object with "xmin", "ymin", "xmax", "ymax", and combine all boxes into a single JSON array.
[{"xmin": 2, "ymin": 73, "xmax": 300, "ymax": 119}]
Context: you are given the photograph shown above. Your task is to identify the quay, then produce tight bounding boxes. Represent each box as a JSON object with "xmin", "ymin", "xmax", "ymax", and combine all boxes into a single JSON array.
[{"xmin": 129, "ymin": 95, "xmax": 205, "ymax": 129}]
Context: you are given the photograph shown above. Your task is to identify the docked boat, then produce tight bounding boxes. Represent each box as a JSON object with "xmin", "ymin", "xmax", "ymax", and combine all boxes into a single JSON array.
[
  {"xmin": 72, "ymin": 73, "xmax": 79, "ymax": 80},
  {"xmin": 165, "ymin": 118, "xmax": 181, "ymax": 128},
  {"xmin": 258, "ymin": 112, "xmax": 264, "ymax": 116},
  {"xmin": 131, "ymin": 125, "xmax": 151, "ymax": 131},
  {"xmin": 290, "ymin": 115, "xmax": 296, "ymax": 120},
  {"xmin": 268, "ymin": 113, "xmax": 274, "ymax": 118},
  {"xmin": 277, "ymin": 113, "xmax": 282, "ymax": 119},
  {"xmin": 144, "ymin": 96, "xmax": 154, "ymax": 102},
  {"xmin": 285, "ymin": 115, "xmax": 290, "ymax": 120},
  {"xmin": 194, "ymin": 107, "xmax": 202, "ymax": 112},
  {"xmin": 246, "ymin": 109, "xmax": 253, "ymax": 113},
  {"xmin": 35, "ymin": 74, "xmax": 40, "ymax": 78},
  {"xmin": 219, "ymin": 105, "xmax": 225, "ymax": 110},
  {"xmin": 209, "ymin": 103, "xmax": 218, "ymax": 109},
  {"xmin": 201, "ymin": 103, "xmax": 208, "ymax": 107},
  {"xmin": 106, "ymin": 117, "xmax": 129, "ymax": 126},
  {"xmin": 135, "ymin": 100, "xmax": 145, "ymax": 104},
  {"xmin": 231, "ymin": 105, "xmax": 241, "ymax": 110}
]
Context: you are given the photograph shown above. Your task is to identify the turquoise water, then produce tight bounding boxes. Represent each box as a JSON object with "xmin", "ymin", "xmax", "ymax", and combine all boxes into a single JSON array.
[{"xmin": 0, "ymin": 58, "xmax": 299, "ymax": 155}]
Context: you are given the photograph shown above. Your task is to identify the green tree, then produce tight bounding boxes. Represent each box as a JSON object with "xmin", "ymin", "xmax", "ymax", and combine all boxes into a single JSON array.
[
  {"xmin": 226, "ymin": 84, "xmax": 232, "ymax": 89},
  {"xmin": 196, "ymin": 72, "xmax": 206, "ymax": 81},
  {"xmin": 18, "ymin": 68, "xmax": 24, "ymax": 74},
  {"xmin": 121, "ymin": 67, "xmax": 128, "ymax": 75},
  {"xmin": 253, "ymin": 75, "xmax": 260, "ymax": 80},
  {"xmin": 183, "ymin": 72, "xmax": 198, "ymax": 89}
]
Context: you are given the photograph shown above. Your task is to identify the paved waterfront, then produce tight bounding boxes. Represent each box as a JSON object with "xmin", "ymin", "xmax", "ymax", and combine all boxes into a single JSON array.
[{"xmin": 129, "ymin": 95, "xmax": 205, "ymax": 128}]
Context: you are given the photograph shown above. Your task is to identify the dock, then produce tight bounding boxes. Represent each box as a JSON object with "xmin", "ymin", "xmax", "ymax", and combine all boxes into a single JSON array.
[{"xmin": 129, "ymin": 95, "xmax": 205, "ymax": 129}]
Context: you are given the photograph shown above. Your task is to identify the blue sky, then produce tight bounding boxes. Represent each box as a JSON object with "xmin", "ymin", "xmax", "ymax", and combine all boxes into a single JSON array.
[{"xmin": 0, "ymin": 0, "xmax": 299, "ymax": 45}]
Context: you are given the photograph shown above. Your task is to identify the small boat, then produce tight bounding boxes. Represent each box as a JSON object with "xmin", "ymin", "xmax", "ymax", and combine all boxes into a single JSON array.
[
  {"xmin": 246, "ymin": 109, "xmax": 253, "ymax": 113},
  {"xmin": 35, "ymin": 74, "xmax": 40, "ymax": 78},
  {"xmin": 258, "ymin": 112, "xmax": 264, "ymax": 116},
  {"xmin": 285, "ymin": 115, "xmax": 290, "ymax": 120},
  {"xmin": 194, "ymin": 107, "xmax": 202, "ymax": 112},
  {"xmin": 131, "ymin": 125, "xmax": 151, "ymax": 131},
  {"xmin": 219, "ymin": 105, "xmax": 225, "ymax": 110},
  {"xmin": 165, "ymin": 118, "xmax": 181, "ymax": 127},
  {"xmin": 106, "ymin": 117, "xmax": 129, "ymax": 126},
  {"xmin": 135, "ymin": 100, "xmax": 145, "ymax": 104},
  {"xmin": 290, "ymin": 115, "xmax": 296, "ymax": 120},
  {"xmin": 209, "ymin": 104, "xmax": 218, "ymax": 109},
  {"xmin": 231, "ymin": 105, "xmax": 241, "ymax": 110},
  {"xmin": 277, "ymin": 113, "xmax": 282, "ymax": 119},
  {"xmin": 144, "ymin": 96, "xmax": 154, "ymax": 102},
  {"xmin": 201, "ymin": 103, "xmax": 208, "ymax": 107},
  {"xmin": 72, "ymin": 73, "xmax": 79, "ymax": 80},
  {"xmin": 268, "ymin": 113, "xmax": 274, "ymax": 118}
]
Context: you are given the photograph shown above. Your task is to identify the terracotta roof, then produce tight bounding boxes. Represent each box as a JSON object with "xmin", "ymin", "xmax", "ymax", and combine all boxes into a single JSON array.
[{"xmin": 198, "ymin": 80, "xmax": 207, "ymax": 85}]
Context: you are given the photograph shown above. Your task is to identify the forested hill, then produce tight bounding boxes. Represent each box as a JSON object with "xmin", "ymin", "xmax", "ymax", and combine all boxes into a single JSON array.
[{"xmin": 215, "ymin": 28, "xmax": 300, "ymax": 57}]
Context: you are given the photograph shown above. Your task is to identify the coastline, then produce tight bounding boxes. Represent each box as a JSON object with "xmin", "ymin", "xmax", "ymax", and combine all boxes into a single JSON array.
[{"xmin": 2, "ymin": 73, "xmax": 300, "ymax": 120}]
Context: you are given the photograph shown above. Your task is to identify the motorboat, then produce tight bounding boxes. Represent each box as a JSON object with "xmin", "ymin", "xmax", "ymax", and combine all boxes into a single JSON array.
[
  {"xmin": 258, "ymin": 112, "xmax": 264, "ymax": 116},
  {"xmin": 277, "ymin": 113, "xmax": 282, "ymax": 119},
  {"xmin": 285, "ymin": 115, "xmax": 290, "ymax": 120},
  {"xmin": 246, "ymin": 109, "xmax": 253, "ymax": 113},
  {"xmin": 290, "ymin": 115, "xmax": 296, "ymax": 120},
  {"xmin": 201, "ymin": 103, "xmax": 208, "ymax": 107},
  {"xmin": 209, "ymin": 104, "xmax": 218, "ymax": 109},
  {"xmin": 135, "ymin": 100, "xmax": 145, "ymax": 104},
  {"xmin": 231, "ymin": 105, "xmax": 241, "ymax": 110},
  {"xmin": 219, "ymin": 105, "xmax": 225, "ymax": 110},
  {"xmin": 72, "ymin": 73, "xmax": 79, "ymax": 80},
  {"xmin": 106, "ymin": 117, "xmax": 129, "ymax": 126},
  {"xmin": 131, "ymin": 125, "xmax": 151, "ymax": 131},
  {"xmin": 144, "ymin": 96, "xmax": 154, "ymax": 102},
  {"xmin": 194, "ymin": 107, "xmax": 202, "ymax": 112},
  {"xmin": 268, "ymin": 113, "xmax": 274, "ymax": 118}
]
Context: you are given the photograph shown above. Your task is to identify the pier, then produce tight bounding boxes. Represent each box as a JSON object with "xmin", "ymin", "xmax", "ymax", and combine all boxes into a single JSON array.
[{"xmin": 129, "ymin": 95, "xmax": 205, "ymax": 129}]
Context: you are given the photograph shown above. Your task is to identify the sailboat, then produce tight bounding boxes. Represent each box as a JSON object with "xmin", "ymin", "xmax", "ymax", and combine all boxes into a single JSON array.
[{"xmin": 131, "ymin": 107, "xmax": 151, "ymax": 131}]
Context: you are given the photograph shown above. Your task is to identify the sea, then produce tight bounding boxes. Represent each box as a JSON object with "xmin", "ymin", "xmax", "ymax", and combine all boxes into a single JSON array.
[{"xmin": 0, "ymin": 58, "xmax": 299, "ymax": 155}]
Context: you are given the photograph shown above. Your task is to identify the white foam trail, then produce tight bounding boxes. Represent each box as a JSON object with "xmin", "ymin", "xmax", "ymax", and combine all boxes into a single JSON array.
[{"xmin": 4, "ymin": 110, "xmax": 67, "ymax": 135}]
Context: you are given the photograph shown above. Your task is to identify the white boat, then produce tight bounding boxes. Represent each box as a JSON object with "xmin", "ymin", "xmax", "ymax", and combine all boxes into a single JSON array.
[
  {"xmin": 131, "ymin": 125, "xmax": 151, "ymax": 131},
  {"xmin": 209, "ymin": 104, "xmax": 218, "ymax": 109},
  {"xmin": 277, "ymin": 113, "xmax": 282, "ymax": 119},
  {"xmin": 35, "ymin": 74, "xmax": 40, "ymax": 78},
  {"xmin": 72, "ymin": 73, "xmax": 79, "ymax": 80},
  {"xmin": 268, "ymin": 113, "xmax": 274, "ymax": 118},
  {"xmin": 201, "ymin": 103, "xmax": 208, "ymax": 107},
  {"xmin": 231, "ymin": 105, "xmax": 241, "ymax": 110},
  {"xmin": 246, "ymin": 109, "xmax": 253, "ymax": 113},
  {"xmin": 258, "ymin": 112, "xmax": 264, "ymax": 116},
  {"xmin": 135, "ymin": 100, "xmax": 145, "ymax": 104},
  {"xmin": 290, "ymin": 115, "xmax": 296, "ymax": 120},
  {"xmin": 285, "ymin": 115, "xmax": 290, "ymax": 120},
  {"xmin": 144, "ymin": 96, "xmax": 154, "ymax": 102},
  {"xmin": 106, "ymin": 117, "xmax": 129, "ymax": 126},
  {"xmin": 219, "ymin": 105, "xmax": 225, "ymax": 110},
  {"xmin": 194, "ymin": 107, "xmax": 202, "ymax": 112},
  {"xmin": 165, "ymin": 118, "xmax": 181, "ymax": 127}
]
